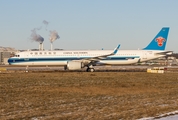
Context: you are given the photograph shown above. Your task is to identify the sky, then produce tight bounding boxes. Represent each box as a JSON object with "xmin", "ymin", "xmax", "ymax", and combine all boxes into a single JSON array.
[{"xmin": 0, "ymin": 0, "xmax": 178, "ymax": 52}]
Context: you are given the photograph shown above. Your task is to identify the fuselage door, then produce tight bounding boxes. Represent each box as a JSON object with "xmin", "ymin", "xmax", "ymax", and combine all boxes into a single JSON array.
[{"xmin": 142, "ymin": 51, "xmax": 147, "ymax": 60}]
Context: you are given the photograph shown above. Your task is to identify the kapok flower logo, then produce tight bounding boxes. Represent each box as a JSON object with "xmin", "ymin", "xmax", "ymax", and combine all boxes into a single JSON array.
[{"xmin": 155, "ymin": 37, "xmax": 166, "ymax": 47}]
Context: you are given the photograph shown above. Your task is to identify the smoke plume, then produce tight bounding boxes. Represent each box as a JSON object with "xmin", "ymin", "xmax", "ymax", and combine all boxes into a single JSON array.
[
  {"xmin": 43, "ymin": 20, "xmax": 49, "ymax": 25},
  {"xmin": 30, "ymin": 29, "xmax": 44, "ymax": 43},
  {"xmin": 43, "ymin": 20, "xmax": 49, "ymax": 30},
  {"xmin": 49, "ymin": 30, "xmax": 60, "ymax": 43}
]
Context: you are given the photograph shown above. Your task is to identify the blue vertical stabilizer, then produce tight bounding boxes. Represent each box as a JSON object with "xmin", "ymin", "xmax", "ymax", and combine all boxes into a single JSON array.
[{"xmin": 143, "ymin": 27, "xmax": 169, "ymax": 50}]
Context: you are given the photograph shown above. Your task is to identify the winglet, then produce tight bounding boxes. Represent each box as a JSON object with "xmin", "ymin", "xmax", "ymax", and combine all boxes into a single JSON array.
[{"xmin": 112, "ymin": 44, "xmax": 120, "ymax": 55}]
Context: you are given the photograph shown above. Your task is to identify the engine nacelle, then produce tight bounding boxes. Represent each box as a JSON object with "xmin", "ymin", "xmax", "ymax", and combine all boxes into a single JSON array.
[{"xmin": 65, "ymin": 61, "xmax": 84, "ymax": 70}]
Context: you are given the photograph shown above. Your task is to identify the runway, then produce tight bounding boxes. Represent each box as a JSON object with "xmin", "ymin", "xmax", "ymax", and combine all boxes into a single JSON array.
[{"xmin": 1, "ymin": 65, "xmax": 178, "ymax": 72}]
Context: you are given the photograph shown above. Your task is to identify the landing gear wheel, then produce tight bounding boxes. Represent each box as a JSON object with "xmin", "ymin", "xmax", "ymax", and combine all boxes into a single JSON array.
[
  {"xmin": 86, "ymin": 68, "xmax": 95, "ymax": 72},
  {"xmin": 64, "ymin": 65, "xmax": 67, "ymax": 70}
]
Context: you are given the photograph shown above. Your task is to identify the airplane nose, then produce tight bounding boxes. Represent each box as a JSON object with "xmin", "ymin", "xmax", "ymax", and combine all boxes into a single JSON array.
[{"xmin": 8, "ymin": 58, "xmax": 13, "ymax": 63}]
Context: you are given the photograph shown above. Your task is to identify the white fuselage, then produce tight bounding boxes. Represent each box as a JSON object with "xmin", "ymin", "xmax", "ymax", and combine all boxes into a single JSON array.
[{"xmin": 8, "ymin": 49, "xmax": 168, "ymax": 66}]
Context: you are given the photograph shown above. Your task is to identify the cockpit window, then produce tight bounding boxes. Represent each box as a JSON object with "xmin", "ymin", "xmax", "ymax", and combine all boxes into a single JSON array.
[{"xmin": 15, "ymin": 55, "xmax": 20, "ymax": 57}]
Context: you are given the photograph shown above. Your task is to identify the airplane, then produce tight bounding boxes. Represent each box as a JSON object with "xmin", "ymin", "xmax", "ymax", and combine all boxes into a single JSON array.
[{"xmin": 8, "ymin": 27, "xmax": 172, "ymax": 72}]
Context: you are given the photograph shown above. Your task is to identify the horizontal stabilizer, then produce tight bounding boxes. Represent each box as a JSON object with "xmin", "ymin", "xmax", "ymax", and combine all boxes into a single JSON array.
[{"xmin": 155, "ymin": 51, "xmax": 173, "ymax": 55}]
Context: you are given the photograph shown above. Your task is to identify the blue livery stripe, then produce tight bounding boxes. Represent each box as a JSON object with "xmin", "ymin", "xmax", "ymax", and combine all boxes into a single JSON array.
[{"xmin": 8, "ymin": 56, "xmax": 140, "ymax": 64}]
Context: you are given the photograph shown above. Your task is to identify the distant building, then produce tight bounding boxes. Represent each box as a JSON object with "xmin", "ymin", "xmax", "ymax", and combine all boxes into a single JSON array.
[
  {"xmin": 0, "ymin": 47, "xmax": 17, "ymax": 65},
  {"xmin": 168, "ymin": 53, "xmax": 178, "ymax": 59}
]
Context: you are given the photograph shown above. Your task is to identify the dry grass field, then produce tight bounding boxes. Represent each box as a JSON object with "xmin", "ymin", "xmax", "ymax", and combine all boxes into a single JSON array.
[{"xmin": 1, "ymin": 72, "xmax": 178, "ymax": 119}]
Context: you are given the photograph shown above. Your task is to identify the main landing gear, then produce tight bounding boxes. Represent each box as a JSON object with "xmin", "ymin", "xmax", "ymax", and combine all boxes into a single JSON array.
[
  {"xmin": 86, "ymin": 65, "xmax": 95, "ymax": 72},
  {"xmin": 86, "ymin": 68, "xmax": 95, "ymax": 72}
]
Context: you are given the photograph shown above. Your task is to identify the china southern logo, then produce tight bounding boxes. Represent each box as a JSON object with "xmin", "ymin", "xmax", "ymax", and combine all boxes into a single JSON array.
[{"xmin": 155, "ymin": 37, "xmax": 166, "ymax": 47}]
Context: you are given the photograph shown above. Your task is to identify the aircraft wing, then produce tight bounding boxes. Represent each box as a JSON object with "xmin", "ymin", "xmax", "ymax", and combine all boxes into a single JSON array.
[
  {"xmin": 73, "ymin": 44, "xmax": 120, "ymax": 64},
  {"xmin": 85, "ymin": 44, "xmax": 120, "ymax": 61}
]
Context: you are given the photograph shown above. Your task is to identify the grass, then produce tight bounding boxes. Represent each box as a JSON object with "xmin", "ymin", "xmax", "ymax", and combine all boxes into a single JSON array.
[{"xmin": 1, "ymin": 72, "xmax": 178, "ymax": 119}]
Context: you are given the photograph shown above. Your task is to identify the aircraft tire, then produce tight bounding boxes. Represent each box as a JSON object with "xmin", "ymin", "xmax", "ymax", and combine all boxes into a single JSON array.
[{"xmin": 87, "ymin": 68, "xmax": 95, "ymax": 72}]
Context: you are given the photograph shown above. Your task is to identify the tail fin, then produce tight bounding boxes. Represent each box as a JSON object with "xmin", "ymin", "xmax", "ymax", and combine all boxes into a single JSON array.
[{"xmin": 143, "ymin": 27, "xmax": 169, "ymax": 50}]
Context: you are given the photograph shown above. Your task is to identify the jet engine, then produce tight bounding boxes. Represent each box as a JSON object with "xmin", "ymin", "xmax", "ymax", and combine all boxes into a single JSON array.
[{"xmin": 65, "ymin": 61, "xmax": 84, "ymax": 70}]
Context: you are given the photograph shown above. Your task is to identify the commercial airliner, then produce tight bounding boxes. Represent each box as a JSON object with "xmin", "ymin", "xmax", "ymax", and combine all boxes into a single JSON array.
[{"xmin": 8, "ymin": 27, "xmax": 172, "ymax": 72}]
